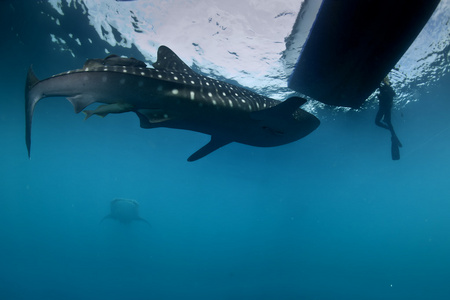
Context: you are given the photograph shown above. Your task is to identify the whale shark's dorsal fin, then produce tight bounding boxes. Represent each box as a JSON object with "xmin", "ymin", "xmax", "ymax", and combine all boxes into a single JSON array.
[{"xmin": 153, "ymin": 45, "xmax": 197, "ymax": 76}]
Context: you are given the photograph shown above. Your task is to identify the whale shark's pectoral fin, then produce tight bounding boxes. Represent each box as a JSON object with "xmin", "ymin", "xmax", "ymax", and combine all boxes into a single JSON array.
[
  {"xmin": 138, "ymin": 217, "xmax": 151, "ymax": 227},
  {"xmin": 100, "ymin": 214, "xmax": 112, "ymax": 224},
  {"xmin": 188, "ymin": 136, "xmax": 232, "ymax": 162}
]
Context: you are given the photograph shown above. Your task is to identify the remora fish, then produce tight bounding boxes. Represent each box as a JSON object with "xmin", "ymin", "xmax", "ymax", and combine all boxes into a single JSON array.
[
  {"xmin": 25, "ymin": 46, "xmax": 320, "ymax": 161},
  {"xmin": 101, "ymin": 198, "xmax": 150, "ymax": 225}
]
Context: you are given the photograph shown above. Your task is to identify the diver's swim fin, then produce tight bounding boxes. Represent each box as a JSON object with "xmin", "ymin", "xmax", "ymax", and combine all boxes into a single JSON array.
[{"xmin": 391, "ymin": 136, "xmax": 401, "ymax": 160}]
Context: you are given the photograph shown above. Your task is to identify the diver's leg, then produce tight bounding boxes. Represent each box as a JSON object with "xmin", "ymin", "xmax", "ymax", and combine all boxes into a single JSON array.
[{"xmin": 375, "ymin": 110, "xmax": 389, "ymax": 130}]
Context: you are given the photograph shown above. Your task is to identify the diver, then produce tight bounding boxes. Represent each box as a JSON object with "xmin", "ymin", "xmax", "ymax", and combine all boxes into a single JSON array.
[{"xmin": 375, "ymin": 77, "xmax": 402, "ymax": 160}]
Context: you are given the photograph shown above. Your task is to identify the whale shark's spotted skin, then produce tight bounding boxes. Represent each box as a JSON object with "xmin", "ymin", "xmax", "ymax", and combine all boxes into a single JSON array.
[
  {"xmin": 60, "ymin": 49, "xmax": 278, "ymax": 112},
  {"xmin": 25, "ymin": 46, "xmax": 320, "ymax": 161}
]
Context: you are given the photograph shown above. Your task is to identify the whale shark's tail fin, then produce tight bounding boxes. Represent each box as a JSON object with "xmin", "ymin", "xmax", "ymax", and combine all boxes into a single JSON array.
[{"xmin": 25, "ymin": 67, "xmax": 40, "ymax": 158}]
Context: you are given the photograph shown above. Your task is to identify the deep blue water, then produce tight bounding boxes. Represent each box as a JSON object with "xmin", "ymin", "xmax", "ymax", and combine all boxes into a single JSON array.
[{"xmin": 1, "ymin": 1, "xmax": 450, "ymax": 299}]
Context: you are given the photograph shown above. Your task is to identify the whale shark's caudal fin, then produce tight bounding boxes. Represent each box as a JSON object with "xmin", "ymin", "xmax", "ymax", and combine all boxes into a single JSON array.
[{"xmin": 25, "ymin": 67, "xmax": 40, "ymax": 158}]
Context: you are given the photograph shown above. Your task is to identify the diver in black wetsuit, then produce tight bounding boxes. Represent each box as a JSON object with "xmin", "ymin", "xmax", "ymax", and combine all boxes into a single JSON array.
[{"xmin": 375, "ymin": 77, "xmax": 402, "ymax": 160}]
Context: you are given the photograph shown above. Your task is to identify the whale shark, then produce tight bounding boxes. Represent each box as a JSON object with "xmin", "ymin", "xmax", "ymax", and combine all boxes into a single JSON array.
[
  {"xmin": 25, "ymin": 46, "xmax": 320, "ymax": 161},
  {"xmin": 101, "ymin": 198, "xmax": 150, "ymax": 225}
]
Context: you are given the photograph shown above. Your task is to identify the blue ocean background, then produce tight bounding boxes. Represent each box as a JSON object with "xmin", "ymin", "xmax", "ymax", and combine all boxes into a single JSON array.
[{"xmin": 1, "ymin": 1, "xmax": 450, "ymax": 299}]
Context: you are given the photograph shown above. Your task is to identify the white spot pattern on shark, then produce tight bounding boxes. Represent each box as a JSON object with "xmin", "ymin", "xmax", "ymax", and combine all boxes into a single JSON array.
[{"xmin": 25, "ymin": 46, "xmax": 320, "ymax": 161}]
